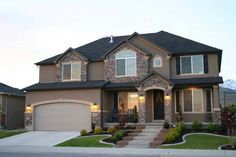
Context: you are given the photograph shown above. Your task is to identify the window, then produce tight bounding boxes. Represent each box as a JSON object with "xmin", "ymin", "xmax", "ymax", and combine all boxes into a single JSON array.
[
  {"xmin": 206, "ymin": 89, "xmax": 212, "ymax": 112},
  {"xmin": 153, "ymin": 55, "xmax": 162, "ymax": 67},
  {"xmin": 180, "ymin": 55, "xmax": 204, "ymax": 74},
  {"xmin": 62, "ymin": 63, "xmax": 81, "ymax": 81},
  {"xmin": 128, "ymin": 92, "xmax": 138, "ymax": 114},
  {"xmin": 183, "ymin": 89, "xmax": 203, "ymax": 112},
  {"xmin": 115, "ymin": 51, "xmax": 136, "ymax": 76}
]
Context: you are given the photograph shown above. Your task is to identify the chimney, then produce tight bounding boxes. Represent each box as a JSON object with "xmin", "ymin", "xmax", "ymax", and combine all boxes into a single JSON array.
[{"xmin": 109, "ymin": 35, "xmax": 113, "ymax": 43}]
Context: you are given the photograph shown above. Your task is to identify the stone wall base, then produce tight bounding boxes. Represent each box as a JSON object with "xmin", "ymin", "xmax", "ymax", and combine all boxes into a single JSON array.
[
  {"xmin": 91, "ymin": 112, "xmax": 101, "ymax": 127},
  {"xmin": 25, "ymin": 112, "xmax": 33, "ymax": 131},
  {"xmin": 212, "ymin": 108, "xmax": 221, "ymax": 123}
]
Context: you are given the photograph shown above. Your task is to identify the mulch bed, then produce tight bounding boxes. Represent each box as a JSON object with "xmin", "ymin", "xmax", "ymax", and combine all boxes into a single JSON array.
[{"xmin": 221, "ymin": 145, "xmax": 236, "ymax": 150}]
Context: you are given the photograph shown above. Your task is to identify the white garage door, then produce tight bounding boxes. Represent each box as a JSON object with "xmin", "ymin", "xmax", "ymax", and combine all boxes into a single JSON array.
[{"xmin": 34, "ymin": 102, "xmax": 91, "ymax": 131}]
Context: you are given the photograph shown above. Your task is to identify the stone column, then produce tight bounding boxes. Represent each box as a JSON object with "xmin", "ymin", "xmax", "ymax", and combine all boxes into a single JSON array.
[
  {"xmin": 91, "ymin": 111, "xmax": 101, "ymax": 127},
  {"xmin": 25, "ymin": 112, "xmax": 33, "ymax": 131},
  {"xmin": 138, "ymin": 89, "xmax": 146, "ymax": 124},
  {"xmin": 164, "ymin": 87, "xmax": 173, "ymax": 123},
  {"xmin": 212, "ymin": 85, "xmax": 221, "ymax": 123}
]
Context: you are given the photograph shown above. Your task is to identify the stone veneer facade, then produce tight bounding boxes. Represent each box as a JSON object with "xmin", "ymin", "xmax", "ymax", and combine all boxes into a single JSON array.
[
  {"xmin": 56, "ymin": 51, "xmax": 88, "ymax": 82},
  {"xmin": 105, "ymin": 44, "xmax": 149, "ymax": 83}
]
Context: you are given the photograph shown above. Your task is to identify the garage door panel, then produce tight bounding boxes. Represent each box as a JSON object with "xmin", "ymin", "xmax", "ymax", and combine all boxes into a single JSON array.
[{"xmin": 34, "ymin": 102, "xmax": 91, "ymax": 131}]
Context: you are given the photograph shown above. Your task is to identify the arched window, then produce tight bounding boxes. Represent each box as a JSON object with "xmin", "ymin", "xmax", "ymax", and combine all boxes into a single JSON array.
[
  {"xmin": 153, "ymin": 55, "xmax": 162, "ymax": 67},
  {"xmin": 115, "ymin": 50, "xmax": 136, "ymax": 76}
]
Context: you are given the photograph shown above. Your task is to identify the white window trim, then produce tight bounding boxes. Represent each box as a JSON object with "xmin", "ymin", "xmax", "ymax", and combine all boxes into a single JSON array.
[
  {"xmin": 182, "ymin": 89, "xmax": 204, "ymax": 113},
  {"xmin": 115, "ymin": 51, "xmax": 137, "ymax": 77},
  {"xmin": 180, "ymin": 55, "xmax": 204, "ymax": 75},
  {"xmin": 153, "ymin": 55, "xmax": 162, "ymax": 67},
  {"xmin": 61, "ymin": 61, "xmax": 81, "ymax": 81}
]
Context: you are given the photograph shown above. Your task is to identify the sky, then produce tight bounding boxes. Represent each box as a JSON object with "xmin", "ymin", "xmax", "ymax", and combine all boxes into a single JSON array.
[{"xmin": 0, "ymin": 0, "xmax": 236, "ymax": 89}]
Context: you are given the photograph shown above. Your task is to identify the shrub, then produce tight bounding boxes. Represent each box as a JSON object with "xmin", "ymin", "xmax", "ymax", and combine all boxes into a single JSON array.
[
  {"xmin": 163, "ymin": 121, "xmax": 170, "ymax": 129},
  {"xmin": 80, "ymin": 129, "xmax": 88, "ymax": 136},
  {"xmin": 94, "ymin": 127, "xmax": 103, "ymax": 134},
  {"xmin": 192, "ymin": 121, "xmax": 202, "ymax": 131},
  {"xmin": 111, "ymin": 130, "xmax": 127, "ymax": 141},
  {"xmin": 208, "ymin": 122, "xmax": 221, "ymax": 133},
  {"xmin": 165, "ymin": 127, "xmax": 181, "ymax": 143},
  {"xmin": 107, "ymin": 127, "xmax": 117, "ymax": 135}
]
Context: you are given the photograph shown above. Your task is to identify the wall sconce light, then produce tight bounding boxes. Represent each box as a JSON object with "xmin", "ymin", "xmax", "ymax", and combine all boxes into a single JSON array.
[
  {"xmin": 25, "ymin": 105, "xmax": 32, "ymax": 113},
  {"xmin": 93, "ymin": 103, "xmax": 98, "ymax": 111},
  {"xmin": 139, "ymin": 95, "xmax": 145, "ymax": 104},
  {"xmin": 165, "ymin": 94, "xmax": 171, "ymax": 101}
]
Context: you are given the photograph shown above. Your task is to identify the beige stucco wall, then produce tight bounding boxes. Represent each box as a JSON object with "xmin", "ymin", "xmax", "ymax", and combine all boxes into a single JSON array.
[
  {"xmin": 26, "ymin": 89, "xmax": 102, "ymax": 110},
  {"xmin": 170, "ymin": 54, "xmax": 219, "ymax": 79},
  {"xmin": 39, "ymin": 65, "xmax": 57, "ymax": 83},
  {"xmin": 88, "ymin": 61, "xmax": 105, "ymax": 81},
  {"xmin": 130, "ymin": 36, "xmax": 170, "ymax": 79}
]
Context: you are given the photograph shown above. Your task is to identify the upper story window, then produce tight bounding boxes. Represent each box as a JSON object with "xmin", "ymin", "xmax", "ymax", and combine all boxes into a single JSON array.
[
  {"xmin": 62, "ymin": 62, "xmax": 81, "ymax": 81},
  {"xmin": 180, "ymin": 55, "xmax": 203, "ymax": 75},
  {"xmin": 153, "ymin": 55, "xmax": 162, "ymax": 67},
  {"xmin": 115, "ymin": 51, "xmax": 136, "ymax": 77}
]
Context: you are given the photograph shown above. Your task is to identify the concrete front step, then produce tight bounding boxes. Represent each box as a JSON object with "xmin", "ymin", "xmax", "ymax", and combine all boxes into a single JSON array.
[
  {"xmin": 128, "ymin": 140, "xmax": 152, "ymax": 145},
  {"xmin": 138, "ymin": 132, "xmax": 158, "ymax": 136},
  {"xmin": 145, "ymin": 125, "xmax": 163, "ymax": 129},
  {"xmin": 133, "ymin": 136, "xmax": 154, "ymax": 141},
  {"xmin": 125, "ymin": 144, "xmax": 149, "ymax": 148},
  {"xmin": 145, "ymin": 123, "xmax": 163, "ymax": 126},
  {"xmin": 142, "ymin": 129, "xmax": 161, "ymax": 133}
]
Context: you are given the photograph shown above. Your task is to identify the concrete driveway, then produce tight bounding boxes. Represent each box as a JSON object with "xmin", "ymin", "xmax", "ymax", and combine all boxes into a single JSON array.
[{"xmin": 0, "ymin": 131, "xmax": 80, "ymax": 146}]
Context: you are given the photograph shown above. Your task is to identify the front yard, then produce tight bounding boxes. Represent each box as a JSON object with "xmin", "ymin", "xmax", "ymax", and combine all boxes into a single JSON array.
[
  {"xmin": 0, "ymin": 130, "xmax": 25, "ymax": 139},
  {"xmin": 56, "ymin": 135, "xmax": 113, "ymax": 147},
  {"xmin": 161, "ymin": 134, "xmax": 230, "ymax": 150}
]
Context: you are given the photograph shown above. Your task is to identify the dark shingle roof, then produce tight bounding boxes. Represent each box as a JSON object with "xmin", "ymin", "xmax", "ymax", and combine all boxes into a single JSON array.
[
  {"xmin": 36, "ymin": 31, "xmax": 221, "ymax": 65},
  {"xmin": 23, "ymin": 81, "xmax": 108, "ymax": 91},
  {"xmin": 0, "ymin": 83, "xmax": 25, "ymax": 96},
  {"xmin": 171, "ymin": 77, "xmax": 223, "ymax": 86}
]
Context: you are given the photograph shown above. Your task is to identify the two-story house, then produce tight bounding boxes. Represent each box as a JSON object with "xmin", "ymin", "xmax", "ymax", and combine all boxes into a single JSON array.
[{"xmin": 24, "ymin": 31, "xmax": 223, "ymax": 131}]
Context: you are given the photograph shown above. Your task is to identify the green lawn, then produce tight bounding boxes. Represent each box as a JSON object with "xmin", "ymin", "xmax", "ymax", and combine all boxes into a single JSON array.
[
  {"xmin": 161, "ymin": 134, "xmax": 230, "ymax": 150},
  {"xmin": 0, "ymin": 131, "xmax": 25, "ymax": 139},
  {"xmin": 56, "ymin": 135, "xmax": 113, "ymax": 147}
]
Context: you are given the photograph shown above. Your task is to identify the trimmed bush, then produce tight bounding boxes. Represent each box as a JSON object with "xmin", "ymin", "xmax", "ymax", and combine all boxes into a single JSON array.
[
  {"xmin": 192, "ymin": 121, "xmax": 202, "ymax": 131},
  {"xmin": 111, "ymin": 130, "xmax": 127, "ymax": 141},
  {"xmin": 208, "ymin": 122, "xmax": 221, "ymax": 133},
  {"xmin": 165, "ymin": 126, "xmax": 181, "ymax": 143},
  {"xmin": 80, "ymin": 129, "xmax": 88, "ymax": 136},
  {"xmin": 163, "ymin": 121, "xmax": 170, "ymax": 129},
  {"xmin": 177, "ymin": 123, "xmax": 186, "ymax": 131},
  {"xmin": 107, "ymin": 127, "xmax": 117, "ymax": 135},
  {"xmin": 94, "ymin": 127, "xmax": 103, "ymax": 134}
]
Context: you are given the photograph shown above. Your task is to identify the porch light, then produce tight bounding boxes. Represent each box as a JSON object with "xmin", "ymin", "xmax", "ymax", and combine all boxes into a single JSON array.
[
  {"xmin": 139, "ymin": 95, "xmax": 145, "ymax": 104},
  {"xmin": 25, "ymin": 105, "xmax": 32, "ymax": 113},
  {"xmin": 92, "ymin": 103, "xmax": 98, "ymax": 111},
  {"xmin": 165, "ymin": 94, "xmax": 171, "ymax": 101}
]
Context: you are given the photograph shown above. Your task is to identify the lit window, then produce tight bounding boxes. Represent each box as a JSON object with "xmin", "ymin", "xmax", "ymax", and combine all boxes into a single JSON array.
[
  {"xmin": 153, "ymin": 55, "xmax": 162, "ymax": 67},
  {"xmin": 183, "ymin": 89, "xmax": 203, "ymax": 112},
  {"xmin": 62, "ymin": 63, "xmax": 81, "ymax": 81},
  {"xmin": 180, "ymin": 55, "xmax": 203, "ymax": 74},
  {"xmin": 115, "ymin": 51, "xmax": 136, "ymax": 76}
]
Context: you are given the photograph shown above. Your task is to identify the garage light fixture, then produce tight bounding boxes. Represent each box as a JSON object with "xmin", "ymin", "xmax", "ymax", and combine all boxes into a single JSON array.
[
  {"xmin": 25, "ymin": 105, "xmax": 32, "ymax": 113},
  {"xmin": 93, "ymin": 103, "xmax": 98, "ymax": 111}
]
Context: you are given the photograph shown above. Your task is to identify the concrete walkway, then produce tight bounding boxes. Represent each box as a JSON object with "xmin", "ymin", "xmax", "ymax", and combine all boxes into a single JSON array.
[
  {"xmin": 0, "ymin": 146, "xmax": 235, "ymax": 157},
  {"xmin": 0, "ymin": 131, "xmax": 80, "ymax": 146}
]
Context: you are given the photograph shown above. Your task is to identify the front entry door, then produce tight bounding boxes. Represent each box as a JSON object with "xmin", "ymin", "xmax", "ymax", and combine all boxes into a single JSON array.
[{"xmin": 153, "ymin": 90, "xmax": 164, "ymax": 120}]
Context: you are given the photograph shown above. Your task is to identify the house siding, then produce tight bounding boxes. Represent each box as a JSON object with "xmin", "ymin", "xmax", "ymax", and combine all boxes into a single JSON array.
[
  {"xmin": 39, "ymin": 65, "xmax": 57, "ymax": 83},
  {"xmin": 88, "ymin": 61, "xmax": 105, "ymax": 81}
]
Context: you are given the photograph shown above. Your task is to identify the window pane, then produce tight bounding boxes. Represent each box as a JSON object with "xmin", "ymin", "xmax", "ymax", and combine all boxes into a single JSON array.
[
  {"xmin": 116, "ymin": 51, "xmax": 136, "ymax": 58},
  {"xmin": 72, "ymin": 64, "xmax": 81, "ymax": 80},
  {"xmin": 127, "ymin": 58, "xmax": 136, "ymax": 75},
  {"xmin": 192, "ymin": 55, "xmax": 203, "ymax": 74},
  {"xmin": 193, "ymin": 89, "xmax": 203, "ymax": 112},
  {"xmin": 206, "ymin": 90, "xmax": 212, "ymax": 112},
  {"xmin": 184, "ymin": 90, "xmax": 192, "ymax": 112},
  {"xmin": 116, "ymin": 59, "xmax": 125, "ymax": 75},
  {"xmin": 181, "ymin": 57, "xmax": 191, "ymax": 74},
  {"xmin": 63, "ymin": 64, "xmax": 71, "ymax": 80},
  {"xmin": 154, "ymin": 57, "xmax": 161, "ymax": 67}
]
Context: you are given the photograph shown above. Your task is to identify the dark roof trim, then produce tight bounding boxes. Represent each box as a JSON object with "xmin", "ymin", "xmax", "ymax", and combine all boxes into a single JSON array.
[
  {"xmin": 171, "ymin": 77, "xmax": 223, "ymax": 86},
  {"xmin": 0, "ymin": 83, "xmax": 25, "ymax": 97},
  {"xmin": 104, "ymin": 82, "xmax": 137, "ymax": 90}
]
